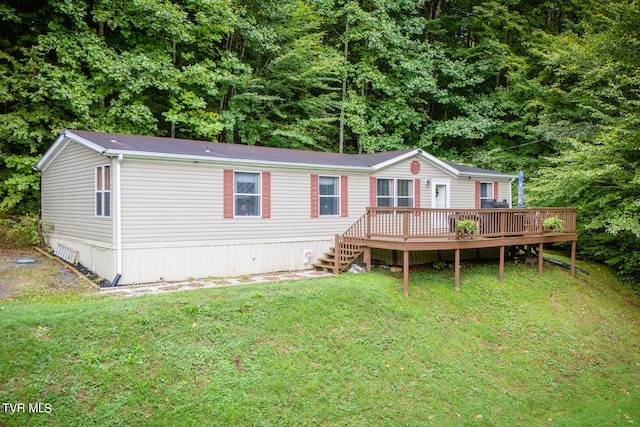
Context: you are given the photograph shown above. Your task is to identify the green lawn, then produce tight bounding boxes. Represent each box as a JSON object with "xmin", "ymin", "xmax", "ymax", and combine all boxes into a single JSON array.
[{"xmin": 1, "ymin": 259, "xmax": 639, "ymax": 426}]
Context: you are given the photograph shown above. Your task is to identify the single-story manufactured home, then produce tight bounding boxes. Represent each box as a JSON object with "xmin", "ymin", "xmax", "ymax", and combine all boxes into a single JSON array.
[{"xmin": 35, "ymin": 129, "xmax": 517, "ymax": 285}]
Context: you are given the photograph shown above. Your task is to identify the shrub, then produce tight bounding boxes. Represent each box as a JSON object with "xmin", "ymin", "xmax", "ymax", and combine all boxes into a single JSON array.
[
  {"xmin": 543, "ymin": 216, "xmax": 565, "ymax": 232},
  {"xmin": 1, "ymin": 213, "xmax": 43, "ymax": 246},
  {"xmin": 457, "ymin": 219, "xmax": 478, "ymax": 235}
]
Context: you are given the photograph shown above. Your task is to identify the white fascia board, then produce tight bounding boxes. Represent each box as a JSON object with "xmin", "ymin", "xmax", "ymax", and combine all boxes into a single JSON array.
[
  {"xmin": 465, "ymin": 172, "xmax": 518, "ymax": 180},
  {"xmin": 102, "ymin": 149, "xmax": 372, "ymax": 173},
  {"xmin": 34, "ymin": 133, "xmax": 68, "ymax": 172},
  {"xmin": 371, "ymin": 149, "xmax": 460, "ymax": 177},
  {"xmin": 64, "ymin": 130, "xmax": 111, "ymax": 153},
  {"xmin": 369, "ymin": 149, "xmax": 422, "ymax": 171},
  {"xmin": 417, "ymin": 151, "xmax": 460, "ymax": 176},
  {"xmin": 35, "ymin": 130, "xmax": 108, "ymax": 172}
]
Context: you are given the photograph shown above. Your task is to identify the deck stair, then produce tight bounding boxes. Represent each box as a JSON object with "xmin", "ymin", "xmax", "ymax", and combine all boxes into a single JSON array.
[
  {"xmin": 313, "ymin": 213, "xmax": 368, "ymax": 274},
  {"xmin": 313, "ymin": 244, "xmax": 366, "ymax": 273}
]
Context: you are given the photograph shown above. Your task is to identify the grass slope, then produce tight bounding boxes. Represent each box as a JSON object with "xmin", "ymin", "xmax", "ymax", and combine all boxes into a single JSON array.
[{"xmin": 1, "ymin": 260, "xmax": 639, "ymax": 426}]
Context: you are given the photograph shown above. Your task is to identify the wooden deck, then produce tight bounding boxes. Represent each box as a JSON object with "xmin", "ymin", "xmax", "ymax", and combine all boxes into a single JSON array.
[{"xmin": 329, "ymin": 207, "xmax": 577, "ymax": 295}]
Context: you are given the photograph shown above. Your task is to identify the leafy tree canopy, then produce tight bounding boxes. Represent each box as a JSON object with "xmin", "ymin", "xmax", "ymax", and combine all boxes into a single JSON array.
[{"xmin": 1, "ymin": 0, "xmax": 637, "ymax": 280}]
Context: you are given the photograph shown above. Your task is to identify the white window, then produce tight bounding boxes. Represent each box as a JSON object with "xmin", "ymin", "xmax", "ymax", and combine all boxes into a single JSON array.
[
  {"xmin": 377, "ymin": 178, "xmax": 413, "ymax": 207},
  {"xmin": 480, "ymin": 182, "xmax": 494, "ymax": 207},
  {"xmin": 396, "ymin": 179, "xmax": 413, "ymax": 207},
  {"xmin": 234, "ymin": 172, "xmax": 260, "ymax": 216},
  {"xmin": 319, "ymin": 176, "xmax": 339, "ymax": 216},
  {"xmin": 95, "ymin": 165, "xmax": 111, "ymax": 217}
]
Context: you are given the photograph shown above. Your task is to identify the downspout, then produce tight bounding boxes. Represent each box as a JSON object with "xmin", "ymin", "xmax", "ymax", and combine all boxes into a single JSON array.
[
  {"xmin": 509, "ymin": 177, "xmax": 516, "ymax": 208},
  {"xmin": 115, "ymin": 154, "xmax": 123, "ymax": 280}
]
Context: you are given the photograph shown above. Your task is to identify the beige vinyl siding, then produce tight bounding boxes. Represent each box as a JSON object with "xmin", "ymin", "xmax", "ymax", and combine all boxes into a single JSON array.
[
  {"xmin": 373, "ymin": 158, "xmax": 455, "ymax": 208},
  {"xmin": 497, "ymin": 180, "xmax": 512, "ymax": 205},
  {"xmin": 41, "ymin": 142, "xmax": 113, "ymax": 245},
  {"xmin": 120, "ymin": 159, "xmax": 371, "ymax": 247},
  {"xmin": 373, "ymin": 158, "xmax": 513, "ymax": 209}
]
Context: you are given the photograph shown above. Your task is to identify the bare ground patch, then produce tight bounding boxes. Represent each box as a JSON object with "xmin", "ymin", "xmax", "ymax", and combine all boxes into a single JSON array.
[{"xmin": 0, "ymin": 246, "xmax": 93, "ymax": 298}]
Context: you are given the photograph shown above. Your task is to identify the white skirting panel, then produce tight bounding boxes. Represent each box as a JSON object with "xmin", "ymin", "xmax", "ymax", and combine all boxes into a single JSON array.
[
  {"xmin": 45, "ymin": 235, "xmax": 117, "ymax": 282},
  {"xmin": 120, "ymin": 239, "xmax": 333, "ymax": 284}
]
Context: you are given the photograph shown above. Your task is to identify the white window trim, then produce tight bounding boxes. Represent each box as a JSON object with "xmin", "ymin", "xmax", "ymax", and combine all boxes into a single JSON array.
[
  {"xmin": 234, "ymin": 170, "xmax": 262, "ymax": 218},
  {"xmin": 95, "ymin": 164, "xmax": 111, "ymax": 218},
  {"xmin": 480, "ymin": 182, "xmax": 494, "ymax": 205},
  {"xmin": 318, "ymin": 175, "xmax": 340, "ymax": 216},
  {"xmin": 376, "ymin": 178, "xmax": 414, "ymax": 208}
]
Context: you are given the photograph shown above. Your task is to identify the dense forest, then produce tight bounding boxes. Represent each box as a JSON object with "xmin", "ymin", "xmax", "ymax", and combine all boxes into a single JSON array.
[{"xmin": 0, "ymin": 0, "xmax": 638, "ymax": 282}]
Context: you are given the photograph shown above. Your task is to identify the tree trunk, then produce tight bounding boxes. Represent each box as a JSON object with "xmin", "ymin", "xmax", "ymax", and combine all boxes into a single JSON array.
[{"xmin": 339, "ymin": 13, "xmax": 349, "ymax": 154}]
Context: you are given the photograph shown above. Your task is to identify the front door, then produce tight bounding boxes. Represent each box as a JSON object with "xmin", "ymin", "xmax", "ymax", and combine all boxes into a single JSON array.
[
  {"xmin": 431, "ymin": 180, "xmax": 451, "ymax": 231},
  {"xmin": 435, "ymin": 184, "xmax": 447, "ymax": 208}
]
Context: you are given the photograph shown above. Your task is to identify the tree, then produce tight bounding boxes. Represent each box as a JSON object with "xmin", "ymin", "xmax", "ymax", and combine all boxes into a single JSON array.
[{"xmin": 530, "ymin": 0, "xmax": 640, "ymax": 281}]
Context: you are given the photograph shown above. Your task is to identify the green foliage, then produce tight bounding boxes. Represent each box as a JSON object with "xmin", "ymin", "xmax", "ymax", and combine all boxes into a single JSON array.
[
  {"xmin": 1, "ymin": 213, "xmax": 42, "ymax": 246},
  {"xmin": 542, "ymin": 216, "xmax": 565, "ymax": 232},
  {"xmin": 0, "ymin": 0, "xmax": 637, "ymax": 280},
  {"xmin": 530, "ymin": 0, "xmax": 640, "ymax": 281},
  {"xmin": 457, "ymin": 219, "xmax": 479, "ymax": 235}
]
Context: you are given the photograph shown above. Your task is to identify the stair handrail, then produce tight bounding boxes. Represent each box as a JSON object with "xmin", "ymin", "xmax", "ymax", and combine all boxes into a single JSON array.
[{"xmin": 334, "ymin": 212, "xmax": 368, "ymax": 274}]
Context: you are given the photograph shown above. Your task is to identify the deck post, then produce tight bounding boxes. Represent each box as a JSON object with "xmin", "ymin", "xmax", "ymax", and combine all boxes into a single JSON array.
[
  {"xmin": 454, "ymin": 249, "xmax": 460, "ymax": 291},
  {"xmin": 571, "ymin": 240, "xmax": 576, "ymax": 277},
  {"xmin": 402, "ymin": 211, "xmax": 409, "ymax": 240},
  {"xmin": 364, "ymin": 246, "xmax": 371, "ymax": 273},
  {"xmin": 334, "ymin": 234, "xmax": 341, "ymax": 275},
  {"xmin": 538, "ymin": 243, "xmax": 544, "ymax": 276},
  {"xmin": 499, "ymin": 246, "xmax": 505, "ymax": 282},
  {"xmin": 403, "ymin": 250, "xmax": 409, "ymax": 296}
]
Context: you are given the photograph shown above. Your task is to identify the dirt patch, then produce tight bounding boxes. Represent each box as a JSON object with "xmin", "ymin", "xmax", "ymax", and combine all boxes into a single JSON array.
[{"xmin": 0, "ymin": 246, "xmax": 91, "ymax": 298}]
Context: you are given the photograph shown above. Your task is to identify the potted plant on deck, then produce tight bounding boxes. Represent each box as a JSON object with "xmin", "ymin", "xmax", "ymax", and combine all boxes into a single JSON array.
[
  {"xmin": 542, "ymin": 216, "xmax": 565, "ymax": 232},
  {"xmin": 457, "ymin": 219, "xmax": 479, "ymax": 238}
]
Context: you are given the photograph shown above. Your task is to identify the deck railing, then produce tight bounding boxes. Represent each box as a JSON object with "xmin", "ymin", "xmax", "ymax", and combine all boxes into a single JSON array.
[
  {"xmin": 365, "ymin": 207, "xmax": 577, "ymax": 240},
  {"xmin": 334, "ymin": 212, "xmax": 369, "ymax": 274}
]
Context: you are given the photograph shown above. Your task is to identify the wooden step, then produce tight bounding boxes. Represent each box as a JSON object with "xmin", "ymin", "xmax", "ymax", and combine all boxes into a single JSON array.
[{"xmin": 313, "ymin": 240, "xmax": 367, "ymax": 273}]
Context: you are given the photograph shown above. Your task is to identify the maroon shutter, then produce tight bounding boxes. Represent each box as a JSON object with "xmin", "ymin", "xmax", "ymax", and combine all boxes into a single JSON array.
[
  {"xmin": 370, "ymin": 177, "xmax": 377, "ymax": 207},
  {"xmin": 475, "ymin": 181, "xmax": 481, "ymax": 209},
  {"xmin": 493, "ymin": 181, "xmax": 499, "ymax": 202},
  {"xmin": 340, "ymin": 175, "xmax": 348, "ymax": 217},
  {"xmin": 311, "ymin": 174, "xmax": 319, "ymax": 217},
  {"xmin": 414, "ymin": 178, "xmax": 421, "ymax": 209},
  {"xmin": 224, "ymin": 170, "xmax": 234, "ymax": 218},
  {"xmin": 262, "ymin": 172, "xmax": 271, "ymax": 218}
]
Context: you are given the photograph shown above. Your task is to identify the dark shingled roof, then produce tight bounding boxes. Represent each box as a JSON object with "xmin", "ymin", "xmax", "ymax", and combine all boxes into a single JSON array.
[
  {"xmin": 444, "ymin": 161, "xmax": 514, "ymax": 177},
  {"xmin": 63, "ymin": 129, "xmax": 513, "ymax": 177},
  {"xmin": 70, "ymin": 130, "xmax": 414, "ymax": 169}
]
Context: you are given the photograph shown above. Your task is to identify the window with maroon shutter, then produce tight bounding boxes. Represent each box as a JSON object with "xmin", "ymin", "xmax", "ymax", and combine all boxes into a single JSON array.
[{"xmin": 224, "ymin": 170, "xmax": 270, "ymax": 218}]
